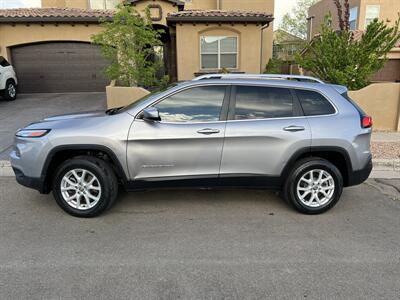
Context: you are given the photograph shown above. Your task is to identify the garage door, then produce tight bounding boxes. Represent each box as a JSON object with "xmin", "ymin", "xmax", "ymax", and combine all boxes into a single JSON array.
[
  {"xmin": 11, "ymin": 42, "xmax": 110, "ymax": 93},
  {"xmin": 373, "ymin": 59, "xmax": 400, "ymax": 82}
]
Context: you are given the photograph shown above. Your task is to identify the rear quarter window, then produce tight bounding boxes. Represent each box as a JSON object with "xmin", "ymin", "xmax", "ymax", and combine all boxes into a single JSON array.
[{"xmin": 296, "ymin": 90, "xmax": 336, "ymax": 116}]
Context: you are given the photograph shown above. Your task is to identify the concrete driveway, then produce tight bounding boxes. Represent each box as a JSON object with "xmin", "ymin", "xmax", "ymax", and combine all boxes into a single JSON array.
[
  {"xmin": 0, "ymin": 178, "xmax": 399, "ymax": 299},
  {"xmin": 0, "ymin": 93, "xmax": 106, "ymax": 159}
]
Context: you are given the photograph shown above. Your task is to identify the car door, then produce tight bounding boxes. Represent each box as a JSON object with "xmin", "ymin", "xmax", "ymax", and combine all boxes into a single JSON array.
[
  {"xmin": 219, "ymin": 84, "xmax": 311, "ymax": 184},
  {"xmin": 127, "ymin": 84, "xmax": 230, "ymax": 183}
]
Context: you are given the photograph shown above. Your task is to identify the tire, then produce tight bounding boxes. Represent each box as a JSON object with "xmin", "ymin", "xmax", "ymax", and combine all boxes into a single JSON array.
[
  {"xmin": 52, "ymin": 156, "xmax": 118, "ymax": 218},
  {"xmin": 283, "ymin": 157, "xmax": 343, "ymax": 214},
  {"xmin": 2, "ymin": 80, "xmax": 17, "ymax": 101}
]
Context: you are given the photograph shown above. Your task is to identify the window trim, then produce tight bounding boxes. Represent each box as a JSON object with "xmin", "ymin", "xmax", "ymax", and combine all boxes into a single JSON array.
[
  {"xmin": 136, "ymin": 84, "xmax": 232, "ymax": 124},
  {"xmin": 365, "ymin": 4, "xmax": 380, "ymax": 27},
  {"xmin": 200, "ymin": 36, "xmax": 239, "ymax": 70},
  {"xmin": 225, "ymin": 84, "xmax": 338, "ymax": 122},
  {"xmin": 293, "ymin": 88, "xmax": 338, "ymax": 118},
  {"xmin": 227, "ymin": 84, "xmax": 303, "ymax": 121}
]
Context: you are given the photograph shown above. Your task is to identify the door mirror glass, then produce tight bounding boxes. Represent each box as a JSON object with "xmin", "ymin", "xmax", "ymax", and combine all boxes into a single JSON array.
[{"xmin": 142, "ymin": 107, "xmax": 161, "ymax": 122}]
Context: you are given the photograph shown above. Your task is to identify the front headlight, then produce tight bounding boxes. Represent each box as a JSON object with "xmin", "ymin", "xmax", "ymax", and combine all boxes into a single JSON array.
[{"xmin": 15, "ymin": 129, "xmax": 51, "ymax": 138}]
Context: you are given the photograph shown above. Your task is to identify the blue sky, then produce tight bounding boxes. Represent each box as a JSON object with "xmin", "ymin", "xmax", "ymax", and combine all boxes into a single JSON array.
[{"xmin": 0, "ymin": 0, "xmax": 297, "ymax": 29}]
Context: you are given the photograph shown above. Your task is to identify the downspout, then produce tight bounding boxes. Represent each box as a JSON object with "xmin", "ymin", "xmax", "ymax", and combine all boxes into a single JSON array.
[
  {"xmin": 260, "ymin": 23, "xmax": 270, "ymax": 73},
  {"xmin": 217, "ymin": 0, "xmax": 221, "ymax": 10}
]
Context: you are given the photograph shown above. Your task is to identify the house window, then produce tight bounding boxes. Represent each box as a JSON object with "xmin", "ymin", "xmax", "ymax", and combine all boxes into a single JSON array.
[
  {"xmin": 365, "ymin": 5, "xmax": 380, "ymax": 27},
  {"xmin": 200, "ymin": 36, "xmax": 238, "ymax": 69},
  {"xmin": 349, "ymin": 7, "xmax": 358, "ymax": 30},
  {"xmin": 89, "ymin": 0, "xmax": 119, "ymax": 9}
]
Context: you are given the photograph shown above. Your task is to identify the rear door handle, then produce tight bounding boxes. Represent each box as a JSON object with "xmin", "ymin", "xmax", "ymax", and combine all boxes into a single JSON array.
[
  {"xmin": 197, "ymin": 128, "xmax": 220, "ymax": 135},
  {"xmin": 283, "ymin": 125, "xmax": 305, "ymax": 132}
]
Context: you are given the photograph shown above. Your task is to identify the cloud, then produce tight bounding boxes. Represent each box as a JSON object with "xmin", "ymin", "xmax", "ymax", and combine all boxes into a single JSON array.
[{"xmin": 0, "ymin": 0, "xmax": 41, "ymax": 8}]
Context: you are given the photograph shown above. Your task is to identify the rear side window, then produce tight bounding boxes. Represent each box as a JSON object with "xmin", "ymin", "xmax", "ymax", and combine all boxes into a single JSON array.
[
  {"xmin": 234, "ymin": 86, "xmax": 294, "ymax": 120},
  {"xmin": 296, "ymin": 90, "xmax": 336, "ymax": 116},
  {"xmin": 0, "ymin": 56, "xmax": 10, "ymax": 67}
]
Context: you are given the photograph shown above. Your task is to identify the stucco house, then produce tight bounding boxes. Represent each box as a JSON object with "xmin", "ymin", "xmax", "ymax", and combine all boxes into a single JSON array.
[{"xmin": 0, "ymin": 0, "xmax": 274, "ymax": 93}]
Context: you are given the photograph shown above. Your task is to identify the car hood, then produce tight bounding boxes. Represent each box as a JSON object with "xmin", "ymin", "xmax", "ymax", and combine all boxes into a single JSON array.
[{"xmin": 42, "ymin": 111, "xmax": 106, "ymax": 122}]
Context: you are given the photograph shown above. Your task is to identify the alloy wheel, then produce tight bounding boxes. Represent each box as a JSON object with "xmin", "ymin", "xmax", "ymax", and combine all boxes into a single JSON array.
[
  {"xmin": 60, "ymin": 169, "xmax": 102, "ymax": 210},
  {"xmin": 296, "ymin": 169, "xmax": 335, "ymax": 208}
]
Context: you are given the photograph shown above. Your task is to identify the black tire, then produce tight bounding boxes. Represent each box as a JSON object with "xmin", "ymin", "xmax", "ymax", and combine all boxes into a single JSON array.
[
  {"xmin": 2, "ymin": 80, "xmax": 17, "ymax": 101},
  {"xmin": 283, "ymin": 157, "xmax": 343, "ymax": 214},
  {"xmin": 52, "ymin": 156, "xmax": 118, "ymax": 218}
]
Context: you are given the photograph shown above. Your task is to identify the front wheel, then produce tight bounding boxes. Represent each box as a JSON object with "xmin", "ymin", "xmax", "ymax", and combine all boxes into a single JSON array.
[
  {"xmin": 283, "ymin": 158, "xmax": 343, "ymax": 214},
  {"xmin": 52, "ymin": 156, "xmax": 118, "ymax": 218}
]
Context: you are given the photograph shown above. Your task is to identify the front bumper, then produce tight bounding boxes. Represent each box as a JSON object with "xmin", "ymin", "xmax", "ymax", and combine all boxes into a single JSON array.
[
  {"xmin": 13, "ymin": 167, "xmax": 47, "ymax": 194},
  {"xmin": 347, "ymin": 158, "xmax": 373, "ymax": 187}
]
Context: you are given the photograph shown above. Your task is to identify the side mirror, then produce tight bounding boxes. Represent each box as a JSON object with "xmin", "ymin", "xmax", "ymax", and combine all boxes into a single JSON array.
[{"xmin": 142, "ymin": 107, "xmax": 161, "ymax": 122}]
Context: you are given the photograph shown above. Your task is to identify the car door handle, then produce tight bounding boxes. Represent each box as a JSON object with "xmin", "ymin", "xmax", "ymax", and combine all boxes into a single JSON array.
[
  {"xmin": 197, "ymin": 128, "xmax": 220, "ymax": 135},
  {"xmin": 283, "ymin": 125, "xmax": 305, "ymax": 132}
]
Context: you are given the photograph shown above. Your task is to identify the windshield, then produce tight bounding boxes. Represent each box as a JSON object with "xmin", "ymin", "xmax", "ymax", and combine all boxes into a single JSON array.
[{"xmin": 116, "ymin": 83, "xmax": 180, "ymax": 114}]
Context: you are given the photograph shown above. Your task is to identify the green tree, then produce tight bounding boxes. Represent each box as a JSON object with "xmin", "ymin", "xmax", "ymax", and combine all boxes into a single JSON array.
[
  {"xmin": 92, "ymin": 4, "xmax": 168, "ymax": 88},
  {"xmin": 264, "ymin": 58, "xmax": 284, "ymax": 74},
  {"xmin": 296, "ymin": 14, "xmax": 400, "ymax": 90},
  {"xmin": 280, "ymin": 0, "xmax": 319, "ymax": 39}
]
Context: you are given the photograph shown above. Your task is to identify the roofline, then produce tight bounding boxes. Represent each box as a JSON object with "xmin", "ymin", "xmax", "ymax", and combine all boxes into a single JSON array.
[
  {"xmin": 0, "ymin": 16, "xmax": 113, "ymax": 23},
  {"xmin": 167, "ymin": 15, "xmax": 274, "ymax": 24}
]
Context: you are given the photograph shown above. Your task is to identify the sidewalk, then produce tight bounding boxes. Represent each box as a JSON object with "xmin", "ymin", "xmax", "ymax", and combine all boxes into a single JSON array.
[{"xmin": 1, "ymin": 132, "xmax": 400, "ymax": 178}]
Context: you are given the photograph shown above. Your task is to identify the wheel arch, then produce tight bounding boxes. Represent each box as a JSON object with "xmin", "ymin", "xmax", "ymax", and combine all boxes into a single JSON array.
[
  {"xmin": 281, "ymin": 146, "xmax": 353, "ymax": 187},
  {"xmin": 41, "ymin": 145, "xmax": 128, "ymax": 193}
]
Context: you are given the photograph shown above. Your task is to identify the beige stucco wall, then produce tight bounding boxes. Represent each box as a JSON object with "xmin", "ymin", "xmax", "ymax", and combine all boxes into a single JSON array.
[
  {"xmin": 106, "ymin": 82, "xmax": 150, "ymax": 108},
  {"xmin": 131, "ymin": 0, "xmax": 179, "ymax": 26},
  {"xmin": 184, "ymin": 0, "xmax": 217, "ymax": 10},
  {"xmin": 42, "ymin": 0, "xmax": 90, "ymax": 8},
  {"xmin": 0, "ymin": 23, "xmax": 102, "ymax": 62},
  {"xmin": 349, "ymin": 83, "xmax": 400, "ymax": 131},
  {"xmin": 176, "ymin": 24, "xmax": 265, "ymax": 80}
]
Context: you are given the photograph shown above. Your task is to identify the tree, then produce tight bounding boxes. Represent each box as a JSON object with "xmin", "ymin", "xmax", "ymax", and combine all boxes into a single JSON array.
[
  {"xmin": 280, "ymin": 0, "xmax": 319, "ymax": 39},
  {"xmin": 92, "ymin": 4, "xmax": 168, "ymax": 88},
  {"xmin": 295, "ymin": 14, "xmax": 400, "ymax": 90},
  {"xmin": 333, "ymin": 0, "xmax": 350, "ymax": 31},
  {"xmin": 264, "ymin": 58, "xmax": 284, "ymax": 74}
]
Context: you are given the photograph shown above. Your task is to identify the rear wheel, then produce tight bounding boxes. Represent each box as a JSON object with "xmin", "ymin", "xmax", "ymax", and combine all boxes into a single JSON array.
[
  {"xmin": 283, "ymin": 158, "xmax": 343, "ymax": 214},
  {"xmin": 52, "ymin": 156, "xmax": 118, "ymax": 218},
  {"xmin": 2, "ymin": 80, "xmax": 17, "ymax": 101}
]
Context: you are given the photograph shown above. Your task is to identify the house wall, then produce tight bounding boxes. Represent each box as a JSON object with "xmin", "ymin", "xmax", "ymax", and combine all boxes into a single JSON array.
[
  {"xmin": 42, "ymin": 0, "xmax": 89, "ymax": 8},
  {"xmin": 309, "ymin": 0, "xmax": 399, "ymax": 37},
  {"xmin": 0, "ymin": 23, "xmax": 102, "ymax": 62},
  {"xmin": 184, "ymin": 0, "xmax": 217, "ymax": 10},
  {"xmin": 176, "ymin": 24, "xmax": 263, "ymax": 80}
]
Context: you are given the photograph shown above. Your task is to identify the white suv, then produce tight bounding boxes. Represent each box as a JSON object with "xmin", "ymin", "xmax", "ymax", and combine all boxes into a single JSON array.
[{"xmin": 0, "ymin": 56, "xmax": 18, "ymax": 101}]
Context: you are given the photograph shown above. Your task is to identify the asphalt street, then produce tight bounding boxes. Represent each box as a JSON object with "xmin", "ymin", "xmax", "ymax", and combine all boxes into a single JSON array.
[{"xmin": 0, "ymin": 178, "xmax": 399, "ymax": 299}]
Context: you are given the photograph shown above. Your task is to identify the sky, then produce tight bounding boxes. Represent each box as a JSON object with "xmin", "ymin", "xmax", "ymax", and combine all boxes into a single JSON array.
[{"xmin": 0, "ymin": 0, "xmax": 299, "ymax": 29}]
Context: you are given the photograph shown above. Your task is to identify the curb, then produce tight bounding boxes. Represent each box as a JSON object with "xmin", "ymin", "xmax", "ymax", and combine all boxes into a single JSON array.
[{"xmin": 1, "ymin": 159, "xmax": 400, "ymax": 178}]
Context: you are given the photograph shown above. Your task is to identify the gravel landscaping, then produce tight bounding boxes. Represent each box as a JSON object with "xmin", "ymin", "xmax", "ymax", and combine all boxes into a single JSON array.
[{"xmin": 371, "ymin": 142, "xmax": 400, "ymax": 159}]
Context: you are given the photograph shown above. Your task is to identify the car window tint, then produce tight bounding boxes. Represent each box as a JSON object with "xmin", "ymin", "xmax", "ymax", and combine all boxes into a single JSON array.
[
  {"xmin": 155, "ymin": 86, "xmax": 226, "ymax": 122},
  {"xmin": 234, "ymin": 86, "xmax": 294, "ymax": 120},
  {"xmin": 297, "ymin": 90, "xmax": 336, "ymax": 116}
]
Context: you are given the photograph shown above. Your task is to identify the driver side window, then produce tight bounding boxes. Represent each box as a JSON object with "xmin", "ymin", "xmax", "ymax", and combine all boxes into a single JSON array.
[{"xmin": 154, "ymin": 86, "xmax": 226, "ymax": 123}]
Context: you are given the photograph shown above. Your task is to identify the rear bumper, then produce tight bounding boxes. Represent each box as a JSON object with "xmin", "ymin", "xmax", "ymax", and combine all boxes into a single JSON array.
[
  {"xmin": 347, "ymin": 158, "xmax": 373, "ymax": 187},
  {"xmin": 13, "ymin": 167, "xmax": 47, "ymax": 194}
]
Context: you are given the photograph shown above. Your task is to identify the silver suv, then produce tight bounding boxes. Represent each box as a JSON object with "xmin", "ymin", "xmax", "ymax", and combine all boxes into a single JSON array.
[{"xmin": 10, "ymin": 74, "xmax": 373, "ymax": 217}]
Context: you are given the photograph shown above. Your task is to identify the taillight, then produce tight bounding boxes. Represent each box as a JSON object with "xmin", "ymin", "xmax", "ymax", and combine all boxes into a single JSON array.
[{"xmin": 361, "ymin": 116, "xmax": 373, "ymax": 128}]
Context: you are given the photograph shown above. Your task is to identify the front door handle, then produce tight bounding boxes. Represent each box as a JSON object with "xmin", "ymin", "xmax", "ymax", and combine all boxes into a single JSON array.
[
  {"xmin": 283, "ymin": 125, "xmax": 305, "ymax": 132},
  {"xmin": 197, "ymin": 128, "xmax": 220, "ymax": 135}
]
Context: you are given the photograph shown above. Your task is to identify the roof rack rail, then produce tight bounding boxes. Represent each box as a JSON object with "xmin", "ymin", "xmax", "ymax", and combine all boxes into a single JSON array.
[{"xmin": 192, "ymin": 74, "xmax": 325, "ymax": 84}]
